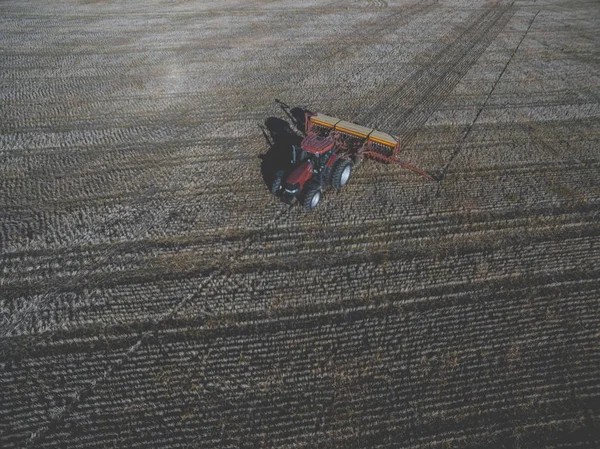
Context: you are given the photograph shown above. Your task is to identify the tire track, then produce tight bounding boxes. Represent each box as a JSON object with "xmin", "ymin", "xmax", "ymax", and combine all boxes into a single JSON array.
[
  {"xmin": 436, "ymin": 9, "xmax": 540, "ymax": 196},
  {"xmin": 355, "ymin": 2, "xmax": 515, "ymax": 144}
]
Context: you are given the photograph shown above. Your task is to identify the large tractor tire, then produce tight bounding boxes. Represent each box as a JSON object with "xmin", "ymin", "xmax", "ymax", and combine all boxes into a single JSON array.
[
  {"xmin": 303, "ymin": 182, "xmax": 322, "ymax": 211},
  {"xmin": 330, "ymin": 159, "xmax": 353, "ymax": 190},
  {"xmin": 271, "ymin": 170, "xmax": 284, "ymax": 196}
]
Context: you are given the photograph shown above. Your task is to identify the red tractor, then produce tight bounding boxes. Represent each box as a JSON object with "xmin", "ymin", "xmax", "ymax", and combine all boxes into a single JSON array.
[
  {"xmin": 271, "ymin": 133, "xmax": 354, "ymax": 210},
  {"xmin": 269, "ymin": 100, "xmax": 436, "ymax": 210}
]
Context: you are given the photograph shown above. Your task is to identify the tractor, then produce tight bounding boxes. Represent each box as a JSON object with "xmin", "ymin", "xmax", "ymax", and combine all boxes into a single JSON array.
[
  {"xmin": 268, "ymin": 100, "xmax": 437, "ymax": 210},
  {"xmin": 271, "ymin": 133, "xmax": 353, "ymax": 210}
]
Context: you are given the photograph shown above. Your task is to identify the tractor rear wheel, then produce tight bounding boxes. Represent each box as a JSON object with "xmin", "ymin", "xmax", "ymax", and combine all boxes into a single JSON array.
[
  {"xmin": 271, "ymin": 170, "xmax": 284, "ymax": 196},
  {"xmin": 330, "ymin": 159, "xmax": 353, "ymax": 189},
  {"xmin": 303, "ymin": 182, "xmax": 322, "ymax": 211}
]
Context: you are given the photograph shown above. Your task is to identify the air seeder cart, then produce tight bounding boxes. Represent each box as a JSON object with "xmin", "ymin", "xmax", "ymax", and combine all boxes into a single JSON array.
[{"xmin": 271, "ymin": 101, "xmax": 437, "ymax": 210}]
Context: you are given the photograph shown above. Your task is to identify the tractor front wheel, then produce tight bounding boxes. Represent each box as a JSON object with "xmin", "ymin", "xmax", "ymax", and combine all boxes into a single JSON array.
[
  {"xmin": 331, "ymin": 159, "xmax": 353, "ymax": 189},
  {"xmin": 303, "ymin": 182, "xmax": 322, "ymax": 211},
  {"xmin": 271, "ymin": 170, "xmax": 284, "ymax": 196}
]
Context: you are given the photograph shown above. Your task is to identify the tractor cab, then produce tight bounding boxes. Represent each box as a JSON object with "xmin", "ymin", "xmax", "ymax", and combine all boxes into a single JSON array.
[
  {"xmin": 300, "ymin": 134, "xmax": 335, "ymax": 155},
  {"xmin": 296, "ymin": 134, "xmax": 335, "ymax": 171},
  {"xmin": 269, "ymin": 108, "xmax": 355, "ymax": 210}
]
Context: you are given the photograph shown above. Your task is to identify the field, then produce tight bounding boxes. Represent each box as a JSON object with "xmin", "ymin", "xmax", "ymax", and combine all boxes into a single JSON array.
[{"xmin": 1, "ymin": 0, "xmax": 599, "ymax": 447}]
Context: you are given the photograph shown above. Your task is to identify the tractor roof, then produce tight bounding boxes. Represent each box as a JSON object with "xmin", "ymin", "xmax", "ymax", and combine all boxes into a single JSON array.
[{"xmin": 301, "ymin": 134, "xmax": 335, "ymax": 155}]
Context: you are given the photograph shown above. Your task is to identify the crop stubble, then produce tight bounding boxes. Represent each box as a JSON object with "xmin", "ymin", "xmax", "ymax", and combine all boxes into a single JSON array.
[{"xmin": 1, "ymin": 0, "xmax": 599, "ymax": 447}]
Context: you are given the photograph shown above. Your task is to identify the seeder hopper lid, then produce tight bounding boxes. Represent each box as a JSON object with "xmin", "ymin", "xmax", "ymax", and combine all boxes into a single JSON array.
[
  {"xmin": 368, "ymin": 129, "xmax": 397, "ymax": 147},
  {"xmin": 335, "ymin": 121, "xmax": 373, "ymax": 139},
  {"xmin": 309, "ymin": 112, "xmax": 398, "ymax": 148},
  {"xmin": 310, "ymin": 113, "xmax": 341, "ymax": 128}
]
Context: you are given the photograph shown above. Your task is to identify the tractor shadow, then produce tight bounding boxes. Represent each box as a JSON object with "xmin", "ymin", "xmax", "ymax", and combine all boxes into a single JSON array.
[{"xmin": 258, "ymin": 117, "xmax": 303, "ymax": 193}]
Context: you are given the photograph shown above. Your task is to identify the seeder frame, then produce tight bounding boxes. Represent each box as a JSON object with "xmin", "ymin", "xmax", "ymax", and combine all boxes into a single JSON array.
[{"xmin": 305, "ymin": 111, "xmax": 436, "ymax": 181}]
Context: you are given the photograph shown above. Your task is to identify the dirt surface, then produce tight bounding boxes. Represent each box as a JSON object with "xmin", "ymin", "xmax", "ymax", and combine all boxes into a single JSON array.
[{"xmin": 1, "ymin": 0, "xmax": 599, "ymax": 447}]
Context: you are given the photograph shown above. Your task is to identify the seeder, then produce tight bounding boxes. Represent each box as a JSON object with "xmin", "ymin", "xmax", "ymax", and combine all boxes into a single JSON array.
[{"xmin": 270, "ymin": 100, "xmax": 438, "ymax": 210}]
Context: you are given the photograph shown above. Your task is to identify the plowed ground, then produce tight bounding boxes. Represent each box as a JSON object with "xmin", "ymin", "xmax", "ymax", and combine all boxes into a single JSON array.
[{"xmin": 1, "ymin": 0, "xmax": 599, "ymax": 447}]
